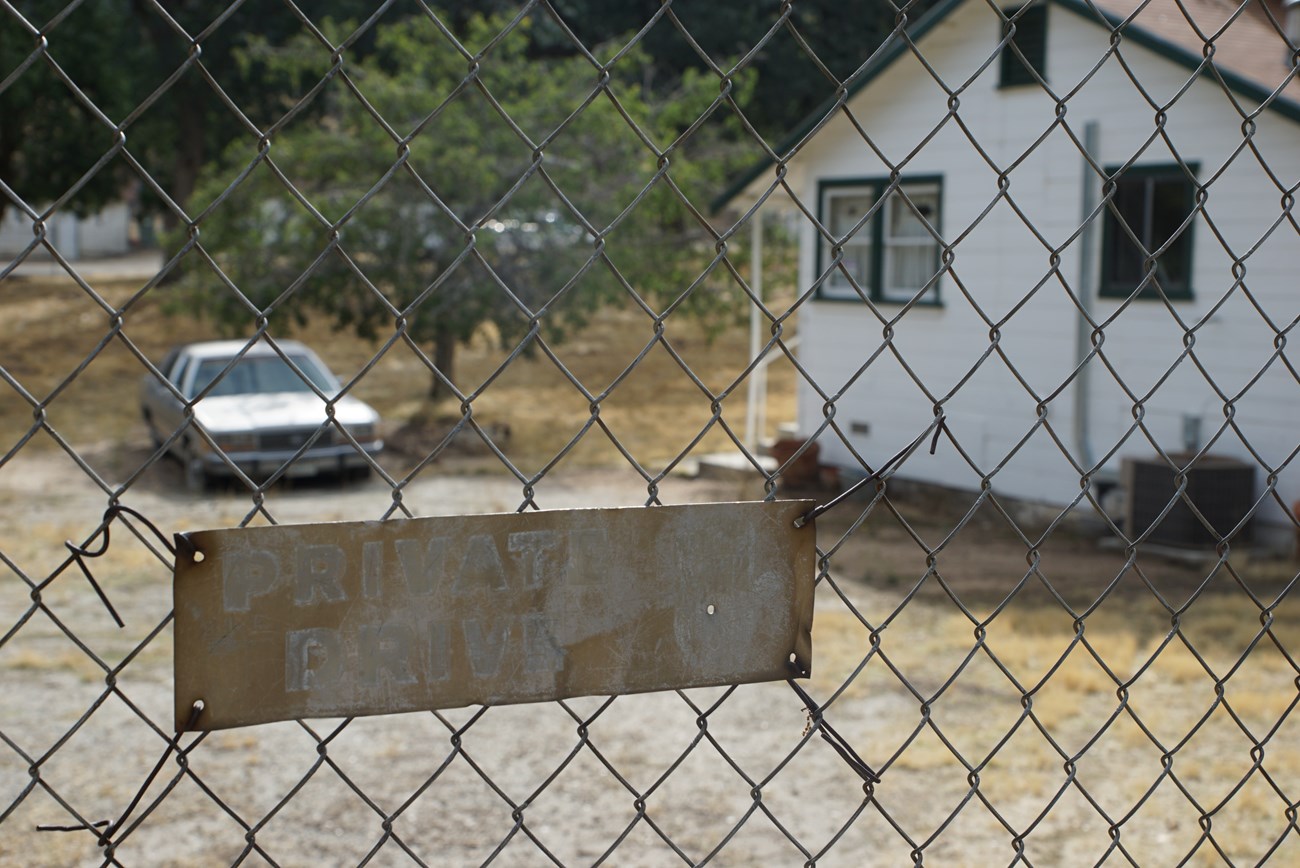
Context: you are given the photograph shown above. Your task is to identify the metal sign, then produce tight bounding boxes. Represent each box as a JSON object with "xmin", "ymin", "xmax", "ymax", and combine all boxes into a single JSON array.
[{"xmin": 173, "ymin": 500, "xmax": 816, "ymax": 731}]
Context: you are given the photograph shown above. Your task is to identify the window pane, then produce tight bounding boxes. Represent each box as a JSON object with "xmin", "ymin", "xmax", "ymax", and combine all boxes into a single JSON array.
[
  {"xmin": 999, "ymin": 4, "xmax": 1048, "ymax": 87},
  {"xmin": 1101, "ymin": 168, "xmax": 1194, "ymax": 298},
  {"xmin": 844, "ymin": 245, "xmax": 872, "ymax": 287},
  {"xmin": 825, "ymin": 190, "xmax": 875, "ymax": 295},
  {"xmin": 191, "ymin": 355, "xmax": 335, "ymax": 399},
  {"xmin": 1105, "ymin": 177, "xmax": 1148, "ymax": 286},
  {"xmin": 889, "ymin": 191, "xmax": 938, "ymax": 239},
  {"xmin": 1151, "ymin": 177, "xmax": 1192, "ymax": 287},
  {"xmin": 828, "ymin": 241, "xmax": 872, "ymax": 292},
  {"xmin": 883, "ymin": 184, "xmax": 939, "ymax": 301},
  {"xmin": 829, "ymin": 193, "xmax": 873, "ymax": 236},
  {"xmin": 887, "ymin": 244, "xmax": 934, "ymax": 295}
]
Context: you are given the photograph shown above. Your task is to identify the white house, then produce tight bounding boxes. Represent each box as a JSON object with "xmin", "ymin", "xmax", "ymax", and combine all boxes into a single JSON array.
[{"xmin": 718, "ymin": 0, "xmax": 1300, "ymax": 542}]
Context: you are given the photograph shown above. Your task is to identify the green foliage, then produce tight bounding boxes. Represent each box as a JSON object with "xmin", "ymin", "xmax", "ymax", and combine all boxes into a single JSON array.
[
  {"xmin": 546, "ymin": 0, "xmax": 921, "ymax": 141},
  {"xmin": 1, "ymin": 0, "xmax": 385, "ymax": 227},
  {"xmin": 2, "ymin": 0, "xmax": 923, "ymax": 234},
  {"xmin": 173, "ymin": 11, "xmax": 756, "ymax": 393},
  {"xmin": 0, "ymin": 1, "xmax": 146, "ymax": 223}
]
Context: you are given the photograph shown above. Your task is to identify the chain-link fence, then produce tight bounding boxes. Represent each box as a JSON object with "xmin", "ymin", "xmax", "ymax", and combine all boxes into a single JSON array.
[{"xmin": 3, "ymin": 0, "xmax": 1300, "ymax": 864}]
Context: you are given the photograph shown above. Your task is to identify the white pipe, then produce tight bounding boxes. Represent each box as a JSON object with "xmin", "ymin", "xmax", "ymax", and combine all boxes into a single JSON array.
[
  {"xmin": 745, "ymin": 213, "xmax": 765, "ymax": 451},
  {"xmin": 1074, "ymin": 121, "xmax": 1099, "ymax": 470}
]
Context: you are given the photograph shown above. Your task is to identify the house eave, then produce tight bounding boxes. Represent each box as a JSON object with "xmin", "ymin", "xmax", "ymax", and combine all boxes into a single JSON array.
[
  {"xmin": 709, "ymin": 0, "xmax": 969, "ymax": 215},
  {"xmin": 1054, "ymin": 0, "xmax": 1300, "ymax": 125},
  {"xmin": 711, "ymin": 0, "xmax": 1300, "ymax": 214}
]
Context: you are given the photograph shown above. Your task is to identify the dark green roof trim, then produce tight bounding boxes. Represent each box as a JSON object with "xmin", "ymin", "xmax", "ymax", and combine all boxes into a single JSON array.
[
  {"xmin": 709, "ymin": 0, "xmax": 969, "ymax": 214},
  {"xmin": 712, "ymin": 0, "xmax": 1300, "ymax": 213}
]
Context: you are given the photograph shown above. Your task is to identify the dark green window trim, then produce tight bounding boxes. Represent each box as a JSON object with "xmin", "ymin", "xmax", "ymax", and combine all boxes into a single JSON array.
[
  {"xmin": 999, "ymin": 4, "xmax": 1049, "ymax": 88},
  {"xmin": 1099, "ymin": 163, "xmax": 1198, "ymax": 301},
  {"xmin": 816, "ymin": 176, "xmax": 944, "ymax": 306}
]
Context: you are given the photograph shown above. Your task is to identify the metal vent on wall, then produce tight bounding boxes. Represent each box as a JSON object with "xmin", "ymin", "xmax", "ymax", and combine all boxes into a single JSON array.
[{"xmin": 1123, "ymin": 455, "xmax": 1257, "ymax": 548}]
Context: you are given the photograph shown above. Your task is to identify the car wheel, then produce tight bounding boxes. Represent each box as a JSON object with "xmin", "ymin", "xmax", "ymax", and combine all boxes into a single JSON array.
[{"xmin": 142, "ymin": 410, "xmax": 163, "ymax": 450}]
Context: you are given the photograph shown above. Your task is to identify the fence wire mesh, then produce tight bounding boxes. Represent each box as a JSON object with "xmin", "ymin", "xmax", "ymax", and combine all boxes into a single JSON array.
[{"xmin": 2, "ymin": 0, "xmax": 1300, "ymax": 864}]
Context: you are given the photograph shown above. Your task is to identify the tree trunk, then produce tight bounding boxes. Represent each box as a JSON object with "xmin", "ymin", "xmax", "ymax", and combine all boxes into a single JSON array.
[
  {"xmin": 0, "ymin": 156, "xmax": 10, "ymax": 227},
  {"xmin": 166, "ymin": 90, "xmax": 205, "ymax": 227},
  {"xmin": 0, "ymin": 116, "xmax": 17, "ymax": 228},
  {"xmin": 132, "ymin": 1, "xmax": 204, "ymax": 228},
  {"xmin": 429, "ymin": 330, "xmax": 456, "ymax": 400}
]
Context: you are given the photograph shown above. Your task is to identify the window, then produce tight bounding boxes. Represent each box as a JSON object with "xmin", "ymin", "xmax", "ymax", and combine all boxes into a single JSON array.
[
  {"xmin": 999, "ymin": 4, "xmax": 1048, "ymax": 88},
  {"xmin": 818, "ymin": 179, "xmax": 943, "ymax": 304},
  {"xmin": 1100, "ymin": 164, "xmax": 1197, "ymax": 300},
  {"xmin": 159, "ymin": 347, "xmax": 182, "ymax": 385},
  {"xmin": 188, "ymin": 354, "xmax": 336, "ymax": 399}
]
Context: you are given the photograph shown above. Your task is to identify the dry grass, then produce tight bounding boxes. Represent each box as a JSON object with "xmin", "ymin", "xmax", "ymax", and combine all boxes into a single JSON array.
[
  {"xmin": 0, "ymin": 273, "xmax": 796, "ymax": 475},
  {"xmin": 1, "ymin": 646, "xmax": 102, "ymax": 681},
  {"xmin": 802, "ymin": 491, "xmax": 1300, "ymax": 860}
]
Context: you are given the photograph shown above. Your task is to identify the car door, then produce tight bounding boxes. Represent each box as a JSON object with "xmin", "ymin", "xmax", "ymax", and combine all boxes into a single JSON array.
[{"xmin": 143, "ymin": 349, "xmax": 192, "ymax": 447}]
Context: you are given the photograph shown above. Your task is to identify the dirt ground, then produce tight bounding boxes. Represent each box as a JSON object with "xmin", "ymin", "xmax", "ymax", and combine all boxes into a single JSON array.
[
  {"xmin": 3, "ymin": 444, "xmax": 1299, "ymax": 867},
  {"xmin": 2, "ymin": 272, "xmax": 1299, "ymax": 865}
]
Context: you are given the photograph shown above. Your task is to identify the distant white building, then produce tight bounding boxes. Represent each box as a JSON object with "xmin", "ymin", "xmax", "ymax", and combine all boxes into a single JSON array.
[
  {"xmin": 1, "ymin": 192, "xmax": 146, "ymax": 260},
  {"xmin": 717, "ymin": 0, "xmax": 1300, "ymax": 540}
]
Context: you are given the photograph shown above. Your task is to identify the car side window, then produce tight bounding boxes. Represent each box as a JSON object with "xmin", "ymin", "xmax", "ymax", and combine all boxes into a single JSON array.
[
  {"xmin": 177, "ymin": 356, "xmax": 205, "ymax": 399},
  {"xmin": 159, "ymin": 348, "xmax": 181, "ymax": 384},
  {"xmin": 188, "ymin": 358, "xmax": 229, "ymax": 399}
]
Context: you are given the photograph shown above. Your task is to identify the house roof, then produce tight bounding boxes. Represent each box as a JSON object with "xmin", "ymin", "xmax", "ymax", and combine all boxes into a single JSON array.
[
  {"xmin": 712, "ymin": 0, "xmax": 1300, "ymax": 212},
  {"xmin": 1101, "ymin": 0, "xmax": 1299, "ymax": 103}
]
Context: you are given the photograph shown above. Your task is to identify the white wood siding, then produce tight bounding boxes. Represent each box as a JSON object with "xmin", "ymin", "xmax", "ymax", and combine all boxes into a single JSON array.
[{"xmin": 792, "ymin": 0, "xmax": 1300, "ymax": 530}]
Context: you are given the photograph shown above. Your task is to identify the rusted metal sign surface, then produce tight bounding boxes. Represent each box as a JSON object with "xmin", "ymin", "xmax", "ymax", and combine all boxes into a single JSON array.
[{"xmin": 173, "ymin": 500, "xmax": 816, "ymax": 730}]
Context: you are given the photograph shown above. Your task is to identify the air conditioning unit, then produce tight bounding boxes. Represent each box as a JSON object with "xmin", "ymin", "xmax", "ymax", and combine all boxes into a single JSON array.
[{"xmin": 1122, "ymin": 454, "xmax": 1256, "ymax": 548}]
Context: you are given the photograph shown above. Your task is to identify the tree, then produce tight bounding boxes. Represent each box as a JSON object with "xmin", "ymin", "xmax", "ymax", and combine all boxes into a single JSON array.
[
  {"xmin": 174, "ymin": 11, "xmax": 752, "ymax": 398},
  {"xmin": 543, "ymin": 0, "xmax": 929, "ymax": 142},
  {"xmin": 0, "ymin": 1, "xmax": 146, "ymax": 227},
  {"xmin": 3, "ymin": 1, "xmax": 926, "ymax": 234},
  {"xmin": 0, "ymin": 1, "xmax": 383, "ymax": 228},
  {"xmin": 123, "ymin": 0, "xmax": 384, "ymax": 227}
]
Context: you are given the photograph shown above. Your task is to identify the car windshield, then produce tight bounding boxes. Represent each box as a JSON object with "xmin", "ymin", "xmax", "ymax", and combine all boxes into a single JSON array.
[{"xmin": 188, "ymin": 353, "xmax": 336, "ymax": 399}]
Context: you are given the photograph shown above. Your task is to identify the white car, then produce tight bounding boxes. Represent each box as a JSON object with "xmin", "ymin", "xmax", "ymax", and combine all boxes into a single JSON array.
[{"xmin": 140, "ymin": 339, "xmax": 383, "ymax": 489}]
